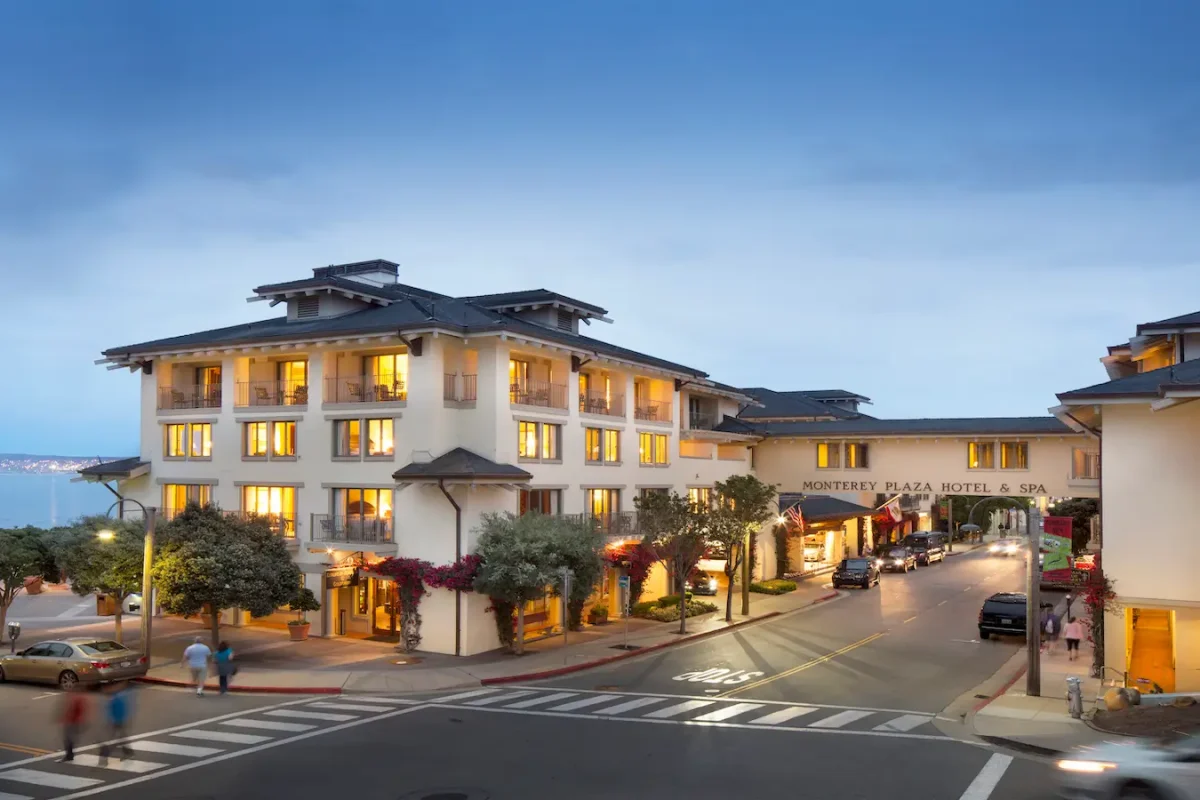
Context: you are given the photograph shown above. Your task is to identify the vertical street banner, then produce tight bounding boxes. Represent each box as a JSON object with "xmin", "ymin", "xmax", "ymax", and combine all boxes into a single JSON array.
[{"xmin": 1041, "ymin": 516, "xmax": 1074, "ymax": 584}]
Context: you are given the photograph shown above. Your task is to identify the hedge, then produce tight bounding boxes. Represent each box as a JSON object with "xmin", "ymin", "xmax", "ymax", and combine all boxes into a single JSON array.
[
  {"xmin": 749, "ymin": 579, "xmax": 798, "ymax": 595},
  {"xmin": 632, "ymin": 599, "xmax": 718, "ymax": 622}
]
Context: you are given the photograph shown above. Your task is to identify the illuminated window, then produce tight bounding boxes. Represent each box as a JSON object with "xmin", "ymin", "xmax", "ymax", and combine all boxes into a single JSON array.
[
  {"xmin": 968, "ymin": 442, "xmax": 994, "ymax": 470},
  {"xmin": 585, "ymin": 428, "xmax": 602, "ymax": 462},
  {"xmin": 586, "ymin": 488, "xmax": 619, "ymax": 517},
  {"xmin": 603, "ymin": 429, "xmax": 620, "ymax": 462},
  {"xmin": 518, "ymin": 421, "xmax": 539, "ymax": 458},
  {"xmin": 241, "ymin": 485, "xmax": 297, "ymax": 537},
  {"xmin": 517, "ymin": 421, "xmax": 559, "ymax": 460},
  {"xmin": 540, "ymin": 423, "xmax": 559, "ymax": 460},
  {"xmin": 688, "ymin": 487, "xmax": 712, "ymax": 509},
  {"xmin": 334, "ymin": 419, "xmax": 361, "ymax": 457},
  {"xmin": 638, "ymin": 432, "xmax": 653, "ymax": 464},
  {"xmin": 844, "ymin": 442, "xmax": 868, "ymax": 469},
  {"xmin": 245, "ymin": 422, "xmax": 269, "ymax": 457},
  {"xmin": 586, "ymin": 428, "xmax": 619, "ymax": 463},
  {"xmin": 272, "ymin": 421, "xmax": 296, "ymax": 457},
  {"xmin": 367, "ymin": 418, "xmax": 394, "ymax": 456},
  {"xmin": 520, "ymin": 489, "xmax": 561, "ymax": 515},
  {"xmin": 1072, "ymin": 448, "xmax": 1099, "ymax": 480},
  {"xmin": 189, "ymin": 423, "xmax": 212, "ymax": 458},
  {"xmin": 277, "ymin": 360, "xmax": 308, "ymax": 405},
  {"xmin": 1000, "ymin": 442, "xmax": 1028, "ymax": 470},
  {"xmin": 162, "ymin": 484, "xmax": 211, "ymax": 517},
  {"xmin": 335, "ymin": 487, "xmax": 393, "ymax": 519},
  {"xmin": 816, "ymin": 442, "xmax": 840, "ymax": 469},
  {"xmin": 165, "ymin": 424, "xmax": 187, "ymax": 458},
  {"xmin": 363, "ymin": 353, "xmax": 407, "ymax": 399}
]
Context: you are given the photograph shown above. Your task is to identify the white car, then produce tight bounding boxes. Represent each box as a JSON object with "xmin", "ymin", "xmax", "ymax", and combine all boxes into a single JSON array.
[
  {"xmin": 122, "ymin": 594, "xmax": 143, "ymax": 615},
  {"xmin": 1057, "ymin": 735, "xmax": 1200, "ymax": 799},
  {"xmin": 988, "ymin": 539, "xmax": 1021, "ymax": 557}
]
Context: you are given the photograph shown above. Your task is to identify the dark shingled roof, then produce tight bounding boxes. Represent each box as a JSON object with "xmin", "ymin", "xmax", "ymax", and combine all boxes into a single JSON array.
[
  {"xmin": 794, "ymin": 389, "xmax": 872, "ymax": 403},
  {"xmin": 77, "ymin": 457, "xmax": 150, "ymax": 480},
  {"xmin": 737, "ymin": 387, "xmax": 857, "ymax": 420},
  {"xmin": 722, "ymin": 417, "xmax": 1074, "ymax": 437},
  {"xmin": 1137, "ymin": 310, "xmax": 1200, "ymax": 334},
  {"xmin": 460, "ymin": 289, "xmax": 607, "ymax": 316},
  {"xmin": 780, "ymin": 495, "xmax": 875, "ymax": 523},
  {"xmin": 392, "ymin": 448, "xmax": 531, "ymax": 482},
  {"xmin": 1057, "ymin": 358, "xmax": 1200, "ymax": 401},
  {"xmin": 253, "ymin": 275, "xmax": 449, "ymax": 303}
]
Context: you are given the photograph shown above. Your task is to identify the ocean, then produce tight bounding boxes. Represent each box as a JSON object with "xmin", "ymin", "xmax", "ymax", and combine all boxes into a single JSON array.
[{"xmin": 0, "ymin": 473, "xmax": 116, "ymax": 528}]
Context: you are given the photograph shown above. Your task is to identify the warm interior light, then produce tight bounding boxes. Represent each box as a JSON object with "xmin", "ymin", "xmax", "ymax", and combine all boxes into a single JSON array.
[
  {"xmin": 325, "ymin": 547, "xmax": 335, "ymax": 555},
  {"xmin": 96, "ymin": 530, "xmax": 115, "ymax": 541}
]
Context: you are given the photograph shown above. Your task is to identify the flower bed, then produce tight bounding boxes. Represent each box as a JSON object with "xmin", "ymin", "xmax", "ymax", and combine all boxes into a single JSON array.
[{"xmin": 749, "ymin": 579, "xmax": 797, "ymax": 595}]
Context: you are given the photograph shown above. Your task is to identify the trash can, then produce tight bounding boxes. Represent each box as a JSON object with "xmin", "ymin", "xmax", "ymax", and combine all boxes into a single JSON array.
[
  {"xmin": 1066, "ymin": 676, "xmax": 1083, "ymax": 719},
  {"xmin": 95, "ymin": 594, "xmax": 117, "ymax": 616}
]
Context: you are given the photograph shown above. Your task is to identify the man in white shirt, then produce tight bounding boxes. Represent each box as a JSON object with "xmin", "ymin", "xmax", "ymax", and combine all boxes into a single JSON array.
[{"xmin": 182, "ymin": 637, "xmax": 212, "ymax": 696}]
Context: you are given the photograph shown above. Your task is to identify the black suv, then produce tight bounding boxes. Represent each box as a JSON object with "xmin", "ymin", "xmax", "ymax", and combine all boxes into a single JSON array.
[
  {"xmin": 904, "ymin": 533, "xmax": 947, "ymax": 565},
  {"xmin": 832, "ymin": 557, "xmax": 880, "ymax": 589},
  {"xmin": 978, "ymin": 592, "xmax": 1028, "ymax": 639},
  {"xmin": 878, "ymin": 546, "xmax": 917, "ymax": 573}
]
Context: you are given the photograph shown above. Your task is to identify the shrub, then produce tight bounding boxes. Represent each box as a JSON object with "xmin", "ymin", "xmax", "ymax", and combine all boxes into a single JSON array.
[
  {"xmin": 588, "ymin": 605, "xmax": 609, "ymax": 624},
  {"xmin": 656, "ymin": 592, "xmax": 693, "ymax": 608},
  {"xmin": 634, "ymin": 599, "xmax": 718, "ymax": 622},
  {"xmin": 750, "ymin": 579, "xmax": 797, "ymax": 595},
  {"xmin": 631, "ymin": 600, "xmax": 659, "ymax": 616}
]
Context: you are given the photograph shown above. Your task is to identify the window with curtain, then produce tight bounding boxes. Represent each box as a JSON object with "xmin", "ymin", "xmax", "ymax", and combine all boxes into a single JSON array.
[
  {"xmin": 603, "ymin": 429, "xmax": 620, "ymax": 462},
  {"xmin": 334, "ymin": 419, "xmax": 361, "ymax": 457},
  {"xmin": 585, "ymin": 428, "xmax": 602, "ymax": 462},
  {"xmin": 335, "ymin": 487, "xmax": 393, "ymax": 519},
  {"xmin": 540, "ymin": 423, "xmax": 559, "ymax": 459},
  {"xmin": 586, "ymin": 488, "xmax": 619, "ymax": 517},
  {"xmin": 272, "ymin": 421, "xmax": 296, "ymax": 457},
  {"xmin": 189, "ymin": 423, "xmax": 212, "ymax": 458},
  {"xmin": 844, "ymin": 442, "xmax": 868, "ymax": 469},
  {"xmin": 816, "ymin": 442, "xmax": 840, "ymax": 469},
  {"xmin": 162, "ymin": 484, "xmax": 211, "ymax": 516},
  {"xmin": 367, "ymin": 418, "xmax": 394, "ymax": 456},
  {"xmin": 688, "ymin": 487, "xmax": 712, "ymax": 509},
  {"xmin": 364, "ymin": 353, "xmax": 407, "ymax": 391},
  {"xmin": 518, "ymin": 421, "xmax": 539, "ymax": 458},
  {"xmin": 277, "ymin": 360, "xmax": 307, "ymax": 387},
  {"xmin": 1000, "ymin": 442, "xmax": 1028, "ymax": 470},
  {"xmin": 244, "ymin": 422, "xmax": 269, "ymax": 457},
  {"xmin": 241, "ymin": 485, "xmax": 297, "ymax": 537},
  {"xmin": 165, "ymin": 424, "xmax": 187, "ymax": 458},
  {"xmin": 968, "ymin": 442, "xmax": 995, "ymax": 470},
  {"xmin": 519, "ymin": 489, "xmax": 561, "ymax": 515}
]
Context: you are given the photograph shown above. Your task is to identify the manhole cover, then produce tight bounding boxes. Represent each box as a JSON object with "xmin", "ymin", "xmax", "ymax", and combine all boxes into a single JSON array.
[{"xmin": 397, "ymin": 790, "xmax": 488, "ymax": 800}]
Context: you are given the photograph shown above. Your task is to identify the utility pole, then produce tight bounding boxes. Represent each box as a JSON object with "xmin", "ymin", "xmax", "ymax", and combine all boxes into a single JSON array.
[
  {"xmin": 140, "ymin": 508, "xmax": 157, "ymax": 661},
  {"xmin": 1026, "ymin": 504, "xmax": 1042, "ymax": 697},
  {"xmin": 946, "ymin": 496, "xmax": 954, "ymax": 552},
  {"xmin": 740, "ymin": 531, "xmax": 751, "ymax": 616}
]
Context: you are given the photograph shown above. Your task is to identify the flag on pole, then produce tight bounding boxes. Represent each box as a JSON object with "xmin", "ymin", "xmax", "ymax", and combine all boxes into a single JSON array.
[{"xmin": 785, "ymin": 504, "xmax": 805, "ymax": 532}]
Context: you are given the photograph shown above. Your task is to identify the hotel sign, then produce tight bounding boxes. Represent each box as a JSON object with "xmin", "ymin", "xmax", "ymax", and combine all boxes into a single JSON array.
[{"xmin": 799, "ymin": 479, "xmax": 1049, "ymax": 496}]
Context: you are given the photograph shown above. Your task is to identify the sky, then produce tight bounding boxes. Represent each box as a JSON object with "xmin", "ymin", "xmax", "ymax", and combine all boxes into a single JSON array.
[{"xmin": 2, "ymin": 0, "xmax": 1199, "ymax": 455}]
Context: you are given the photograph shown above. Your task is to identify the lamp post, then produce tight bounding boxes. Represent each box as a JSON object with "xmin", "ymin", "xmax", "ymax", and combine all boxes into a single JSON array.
[{"xmin": 97, "ymin": 500, "xmax": 157, "ymax": 660}]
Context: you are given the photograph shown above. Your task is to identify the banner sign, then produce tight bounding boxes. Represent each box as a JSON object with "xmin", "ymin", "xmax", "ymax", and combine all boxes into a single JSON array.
[{"xmin": 1041, "ymin": 516, "xmax": 1074, "ymax": 584}]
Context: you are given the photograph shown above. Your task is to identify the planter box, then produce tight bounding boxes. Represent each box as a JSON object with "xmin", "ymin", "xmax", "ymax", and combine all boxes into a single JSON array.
[{"xmin": 288, "ymin": 622, "xmax": 311, "ymax": 641}]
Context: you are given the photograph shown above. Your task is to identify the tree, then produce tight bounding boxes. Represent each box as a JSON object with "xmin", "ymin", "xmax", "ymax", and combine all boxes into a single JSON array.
[
  {"xmin": 1081, "ymin": 553, "xmax": 1119, "ymax": 678},
  {"xmin": 152, "ymin": 504, "xmax": 302, "ymax": 648},
  {"xmin": 472, "ymin": 512, "xmax": 561, "ymax": 654},
  {"xmin": 1046, "ymin": 498, "xmax": 1099, "ymax": 554},
  {"xmin": 546, "ymin": 516, "xmax": 605, "ymax": 630},
  {"xmin": 0, "ymin": 528, "xmax": 49, "ymax": 644},
  {"xmin": 59, "ymin": 517, "xmax": 145, "ymax": 645},
  {"xmin": 713, "ymin": 475, "xmax": 777, "ymax": 621},
  {"xmin": 637, "ymin": 490, "xmax": 707, "ymax": 635}
]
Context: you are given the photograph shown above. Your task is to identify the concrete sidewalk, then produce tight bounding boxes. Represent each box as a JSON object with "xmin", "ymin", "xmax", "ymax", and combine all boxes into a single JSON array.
[{"xmin": 137, "ymin": 577, "xmax": 842, "ymax": 694}]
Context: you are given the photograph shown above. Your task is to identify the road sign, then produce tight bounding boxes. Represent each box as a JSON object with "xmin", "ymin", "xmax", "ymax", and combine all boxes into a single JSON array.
[{"xmin": 617, "ymin": 575, "xmax": 630, "ymax": 590}]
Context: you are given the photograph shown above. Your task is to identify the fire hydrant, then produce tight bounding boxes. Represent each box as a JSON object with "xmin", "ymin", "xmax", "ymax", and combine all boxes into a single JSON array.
[{"xmin": 1067, "ymin": 676, "xmax": 1083, "ymax": 719}]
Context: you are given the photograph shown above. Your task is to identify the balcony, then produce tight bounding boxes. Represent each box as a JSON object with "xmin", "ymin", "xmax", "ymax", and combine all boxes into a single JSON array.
[
  {"xmin": 580, "ymin": 391, "xmax": 625, "ymax": 418},
  {"xmin": 510, "ymin": 379, "xmax": 568, "ymax": 410},
  {"xmin": 689, "ymin": 412, "xmax": 721, "ymax": 431},
  {"xmin": 565, "ymin": 511, "xmax": 641, "ymax": 539},
  {"xmin": 324, "ymin": 375, "xmax": 407, "ymax": 404},
  {"xmin": 444, "ymin": 373, "xmax": 478, "ymax": 403},
  {"xmin": 226, "ymin": 511, "xmax": 297, "ymax": 539},
  {"xmin": 311, "ymin": 514, "xmax": 394, "ymax": 545},
  {"xmin": 634, "ymin": 398, "xmax": 672, "ymax": 422},
  {"xmin": 158, "ymin": 384, "xmax": 222, "ymax": 411},
  {"xmin": 236, "ymin": 380, "xmax": 309, "ymax": 407}
]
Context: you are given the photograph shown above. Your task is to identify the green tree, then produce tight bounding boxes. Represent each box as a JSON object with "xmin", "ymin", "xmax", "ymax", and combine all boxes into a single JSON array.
[
  {"xmin": 472, "ymin": 512, "xmax": 561, "ymax": 654},
  {"xmin": 153, "ymin": 504, "xmax": 302, "ymax": 648},
  {"xmin": 0, "ymin": 528, "xmax": 51, "ymax": 644},
  {"xmin": 713, "ymin": 475, "xmax": 777, "ymax": 622},
  {"xmin": 547, "ymin": 516, "xmax": 606, "ymax": 631},
  {"xmin": 637, "ymin": 490, "xmax": 707, "ymax": 635},
  {"xmin": 59, "ymin": 517, "xmax": 145, "ymax": 645},
  {"xmin": 1046, "ymin": 498, "xmax": 1099, "ymax": 554}
]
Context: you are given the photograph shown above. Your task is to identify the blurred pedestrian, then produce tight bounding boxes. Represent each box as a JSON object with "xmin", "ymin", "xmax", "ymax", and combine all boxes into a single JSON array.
[
  {"xmin": 214, "ymin": 641, "xmax": 236, "ymax": 695},
  {"xmin": 1064, "ymin": 616, "xmax": 1084, "ymax": 662},
  {"xmin": 182, "ymin": 637, "xmax": 212, "ymax": 696},
  {"xmin": 58, "ymin": 683, "xmax": 89, "ymax": 762},
  {"xmin": 97, "ymin": 682, "xmax": 133, "ymax": 765}
]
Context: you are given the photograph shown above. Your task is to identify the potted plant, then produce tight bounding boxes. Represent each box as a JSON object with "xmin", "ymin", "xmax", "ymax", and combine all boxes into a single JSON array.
[
  {"xmin": 288, "ymin": 588, "xmax": 321, "ymax": 641},
  {"xmin": 588, "ymin": 604, "xmax": 609, "ymax": 625}
]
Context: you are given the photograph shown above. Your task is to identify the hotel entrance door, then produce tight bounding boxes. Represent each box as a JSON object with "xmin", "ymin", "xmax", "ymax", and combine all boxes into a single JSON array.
[{"xmin": 372, "ymin": 578, "xmax": 398, "ymax": 639}]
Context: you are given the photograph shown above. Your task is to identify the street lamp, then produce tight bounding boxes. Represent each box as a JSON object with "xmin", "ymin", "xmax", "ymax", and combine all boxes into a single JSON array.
[{"xmin": 99, "ymin": 499, "xmax": 157, "ymax": 661}]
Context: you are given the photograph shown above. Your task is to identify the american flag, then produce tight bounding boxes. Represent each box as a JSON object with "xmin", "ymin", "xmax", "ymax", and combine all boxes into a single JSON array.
[{"xmin": 785, "ymin": 504, "xmax": 805, "ymax": 532}]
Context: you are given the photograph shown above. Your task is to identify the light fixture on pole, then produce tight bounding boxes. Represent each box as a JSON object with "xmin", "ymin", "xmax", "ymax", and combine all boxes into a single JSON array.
[{"xmin": 100, "ymin": 498, "xmax": 158, "ymax": 662}]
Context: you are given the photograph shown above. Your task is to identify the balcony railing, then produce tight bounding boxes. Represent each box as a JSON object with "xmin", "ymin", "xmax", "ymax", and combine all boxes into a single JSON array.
[
  {"xmin": 580, "ymin": 391, "xmax": 625, "ymax": 417},
  {"xmin": 689, "ymin": 412, "xmax": 720, "ymax": 430},
  {"xmin": 236, "ymin": 380, "xmax": 309, "ymax": 407},
  {"xmin": 634, "ymin": 398, "xmax": 672, "ymax": 422},
  {"xmin": 311, "ymin": 514, "xmax": 394, "ymax": 545},
  {"xmin": 324, "ymin": 375, "xmax": 407, "ymax": 404},
  {"xmin": 564, "ymin": 511, "xmax": 640, "ymax": 538},
  {"xmin": 158, "ymin": 384, "xmax": 222, "ymax": 410},
  {"xmin": 510, "ymin": 379, "xmax": 568, "ymax": 410},
  {"xmin": 227, "ymin": 511, "xmax": 297, "ymax": 539},
  {"xmin": 444, "ymin": 373, "xmax": 478, "ymax": 403}
]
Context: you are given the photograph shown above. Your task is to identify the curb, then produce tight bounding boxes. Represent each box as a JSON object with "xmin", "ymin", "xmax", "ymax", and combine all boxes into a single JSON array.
[
  {"xmin": 135, "ymin": 676, "xmax": 343, "ymax": 695},
  {"xmin": 977, "ymin": 735, "xmax": 1063, "ymax": 757},
  {"xmin": 973, "ymin": 663, "xmax": 1028, "ymax": 713}
]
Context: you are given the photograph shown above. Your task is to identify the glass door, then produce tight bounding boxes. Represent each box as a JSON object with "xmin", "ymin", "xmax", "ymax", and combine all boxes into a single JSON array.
[
  {"xmin": 372, "ymin": 579, "xmax": 397, "ymax": 637},
  {"xmin": 196, "ymin": 365, "xmax": 222, "ymax": 407},
  {"xmin": 277, "ymin": 360, "xmax": 308, "ymax": 405}
]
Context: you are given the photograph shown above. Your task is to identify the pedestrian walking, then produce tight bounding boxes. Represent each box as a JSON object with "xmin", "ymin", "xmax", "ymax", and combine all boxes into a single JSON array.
[
  {"xmin": 182, "ymin": 636, "xmax": 212, "ymax": 696},
  {"xmin": 1043, "ymin": 609, "xmax": 1062, "ymax": 654},
  {"xmin": 1063, "ymin": 615, "xmax": 1085, "ymax": 662},
  {"xmin": 97, "ymin": 682, "xmax": 133, "ymax": 765},
  {"xmin": 58, "ymin": 683, "xmax": 89, "ymax": 762},
  {"xmin": 214, "ymin": 641, "xmax": 236, "ymax": 695}
]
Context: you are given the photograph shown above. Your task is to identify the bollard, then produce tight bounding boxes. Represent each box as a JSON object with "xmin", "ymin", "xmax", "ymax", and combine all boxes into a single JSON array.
[{"xmin": 1066, "ymin": 676, "xmax": 1083, "ymax": 719}]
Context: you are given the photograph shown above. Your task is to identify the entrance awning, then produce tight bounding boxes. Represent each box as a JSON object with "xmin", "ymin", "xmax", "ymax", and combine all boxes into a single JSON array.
[
  {"xmin": 782, "ymin": 495, "xmax": 875, "ymax": 525},
  {"xmin": 392, "ymin": 447, "xmax": 532, "ymax": 488}
]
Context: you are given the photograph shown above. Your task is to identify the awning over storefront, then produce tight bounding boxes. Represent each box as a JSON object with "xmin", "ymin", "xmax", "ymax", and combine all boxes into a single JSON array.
[{"xmin": 780, "ymin": 494, "xmax": 875, "ymax": 525}]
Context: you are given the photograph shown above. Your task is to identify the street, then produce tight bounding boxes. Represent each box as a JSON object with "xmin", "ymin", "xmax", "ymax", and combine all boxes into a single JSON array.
[{"xmin": 0, "ymin": 550, "xmax": 1064, "ymax": 799}]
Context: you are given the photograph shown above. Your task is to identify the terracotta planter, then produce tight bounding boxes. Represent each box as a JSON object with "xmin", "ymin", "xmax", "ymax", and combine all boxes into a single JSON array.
[
  {"xmin": 288, "ymin": 622, "xmax": 311, "ymax": 641},
  {"xmin": 23, "ymin": 577, "xmax": 43, "ymax": 595}
]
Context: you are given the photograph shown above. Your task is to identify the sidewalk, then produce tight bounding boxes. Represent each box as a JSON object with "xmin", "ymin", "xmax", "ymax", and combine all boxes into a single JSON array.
[{"xmin": 136, "ymin": 576, "xmax": 841, "ymax": 694}]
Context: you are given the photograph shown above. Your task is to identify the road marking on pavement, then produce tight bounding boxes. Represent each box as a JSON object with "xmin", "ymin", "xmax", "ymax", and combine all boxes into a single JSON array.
[
  {"xmin": 593, "ymin": 697, "xmax": 664, "ymax": 716},
  {"xmin": 263, "ymin": 709, "xmax": 358, "ymax": 722},
  {"xmin": 126, "ymin": 739, "xmax": 223, "ymax": 758},
  {"xmin": 808, "ymin": 710, "xmax": 874, "ymax": 728},
  {"xmin": 903, "ymin": 615, "xmax": 918, "ymax": 623},
  {"xmin": 427, "ymin": 688, "xmax": 499, "ymax": 704},
  {"xmin": 872, "ymin": 714, "xmax": 931, "ymax": 732},
  {"xmin": 327, "ymin": 696, "xmax": 416, "ymax": 706},
  {"xmin": 963, "ymin": 586, "xmax": 973, "ymax": 592},
  {"xmin": 692, "ymin": 702, "xmax": 765, "ymax": 722},
  {"xmin": 548, "ymin": 694, "xmax": 622, "ymax": 712},
  {"xmin": 0, "ymin": 791, "xmax": 31, "ymax": 800},
  {"xmin": 0, "ymin": 768, "xmax": 102, "ymax": 790},
  {"xmin": 171, "ymin": 730, "xmax": 272, "ymax": 745},
  {"xmin": 748, "ymin": 706, "xmax": 819, "ymax": 725},
  {"xmin": 70, "ymin": 755, "xmax": 165, "ymax": 774},
  {"xmin": 308, "ymin": 702, "xmax": 390, "ymax": 713},
  {"xmin": 958, "ymin": 753, "xmax": 1013, "ymax": 800},
  {"xmin": 222, "ymin": 719, "xmax": 315, "ymax": 733},
  {"xmin": 503, "ymin": 692, "xmax": 577, "ymax": 709},
  {"xmin": 464, "ymin": 690, "xmax": 533, "ymax": 706},
  {"xmin": 644, "ymin": 699, "xmax": 713, "ymax": 719},
  {"xmin": 937, "ymin": 600, "xmax": 948, "ymax": 607},
  {"xmin": 720, "ymin": 631, "xmax": 887, "ymax": 697},
  {"xmin": 0, "ymin": 744, "xmax": 50, "ymax": 757}
]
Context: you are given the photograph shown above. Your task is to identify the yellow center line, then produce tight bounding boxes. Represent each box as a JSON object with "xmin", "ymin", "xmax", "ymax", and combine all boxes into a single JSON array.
[
  {"xmin": 719, "ymin": 631, "xmax": 887, "ymax": 698},
  {"xmin": 0, "ymin": 741, "xmax": 52, "ymax": 756},
  {"xmin": 903, "ymin": 615, "xmax": 918, "ymax": 623}
]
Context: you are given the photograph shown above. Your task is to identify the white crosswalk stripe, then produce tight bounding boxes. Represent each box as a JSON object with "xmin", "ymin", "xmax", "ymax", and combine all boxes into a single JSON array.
[
  {"xmin": 127, "ymin": 739, "xmax": 224, "ymax": 757},
  {"xmin": 644, "ymin": 699, "xmax": 714, "ymax": 719},
  {"xmin": 692, "ymin": 702, "xmax": 766, "ymax": 722},
  {"xmin": 871, "ymin": 714, "xmax": 931, "ymax": 732},
  {"xmin": 172, "ymin": 729, "xmax": 273, "ymax": 745},
  {"xmin": 749, "ymin": 706, "xmax": 819, "ymax": 725},
  {"xmin": 808, "ymin": 710, "xmax": 874, "ymax": 728},
  {"xmin": 71, "ymin": 755, "xmax": 166, "ymax": 774},
  {"xmin": 0, "ymin": 791, "xmax": 32, "ymax": 800},
  {"xmin": 593, "ymin": 697, "xmax": 664, "ymax": 716},
  {"xmin": 549, "ymin": 694, "xmax": 623, "ymax": 711},
  {"xmin": 465, "ymin": 690, "xmax": 534, "ymax": 706},
  {"xmin": 309, "ymin": 702, "xmax": 391, "ymax": 713},
  {"xmin": 504, "ymin": 692, "xmax": 577, "ymax": 709},
  {"xmin": 264, "ymin": 709, "xmax": 358, "ymax": 722},
  {"xmin": 328, "ymin": 696, "xmax": 415, "ymax": 706},
  {"xmin": 432, "ymin": 688, "xmax": 501, "ymax": 703},
  {"xmin": 223, "ymin": 718, "xmax": 316, "ymax": 732},
  {"xmin": 0, "ymin": 768, "xmax": 103, "ymax": 790}
]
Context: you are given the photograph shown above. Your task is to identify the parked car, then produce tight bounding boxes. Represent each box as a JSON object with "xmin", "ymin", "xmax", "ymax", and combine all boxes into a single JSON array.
[
  {"xmin": 877, "ymin": 546, "xmax": 917, "ymax": 573},
  {"xmin": 910, "ymin": 541, "xmax": 945, "ymax": 566},
  {"xmin": 1056, "ymin": 734, "xmax": 1200, "ymax": 800},
  {"xmin": 978, "ymin": 592, "xmax": 1028, "ymax": 639},
  {"xmin": 832, "ymin": 557, "xmax": 880, "ymax": 589},
  {"xmin": 685, "ymin": 570, "xmax": 719, "ymax": 596},
  {"xmin": 0, "ymin": 638, "xmax": 148, "ymax": 689},
  {"xmin": 988, "ymin": 538, "xmax": 1022, "ymax": 556}
]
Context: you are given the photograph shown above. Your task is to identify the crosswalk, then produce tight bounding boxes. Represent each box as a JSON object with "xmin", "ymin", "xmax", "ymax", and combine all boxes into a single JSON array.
[
  {"xmin": 0, "ymin": 695, "xmax": 417, "ymax": 800},
  {"xmin": 425, "ymin": 687, "xmax": 945, "ymax": 737}
]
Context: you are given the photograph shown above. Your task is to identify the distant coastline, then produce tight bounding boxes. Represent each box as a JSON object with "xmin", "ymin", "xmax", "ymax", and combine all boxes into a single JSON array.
[{"xmin": 0, "ymin": 454, "xmax": 130, "ymax": 475}]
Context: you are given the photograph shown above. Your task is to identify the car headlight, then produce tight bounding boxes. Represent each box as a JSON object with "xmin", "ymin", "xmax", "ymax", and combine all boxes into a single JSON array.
[
  {"xmin": 874, "ymin": 559, "xmax": 884, "ymax": 566},
  {"xmin": 707, "ymin": 579, "xmax": 717, "ymax": 590},
  {"xmin": 893, "ymin": 558, "xmax": 903, "ymax": 565},
  {"xmin": 1056, "ymin": 760, "xmax": 1117, "ymax": 774},
  {"xmin": 989, "ymin": 544, "xmax": 1000, "ymax": 552}
]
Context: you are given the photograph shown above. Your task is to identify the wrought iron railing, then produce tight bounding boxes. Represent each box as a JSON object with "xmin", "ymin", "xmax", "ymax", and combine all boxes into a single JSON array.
[
  {"xmin": 634, "ymin": 398, "xmax": 672, "ymax": 422},
  {"xmin": 310, "ymin": 514, "xmax": 394, "ymax": 544},
  {"xmin": 510, "ymin": 379, "xmax": 568, "ymax": 409},
  {"xmin": 236, "ymin": 380, "xmax": 309, "ymax": 407},
  {"xmin": 158, "ymin": 384, "xmax": 222, "ymax": 410},
  {"xmin": 324, "ymin": 375, "xmax": 407, "ymax": 404},
  {"xmin": 564, "ymin": 511, "xmax": 641, "ymax": 538},
  {"xmin": 580, "ymin": 391, "xmax": 625, "ymax": 417}
]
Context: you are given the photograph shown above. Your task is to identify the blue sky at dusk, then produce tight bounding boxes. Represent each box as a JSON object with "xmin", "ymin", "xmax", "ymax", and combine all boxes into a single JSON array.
[{"xmin": 2, "ymin": 1, "xmax": 1199, "ymax": 454}]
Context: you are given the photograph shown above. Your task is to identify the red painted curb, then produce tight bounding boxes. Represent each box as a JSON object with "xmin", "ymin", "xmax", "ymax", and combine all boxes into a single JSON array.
[
  {"xmin": 973, "ymin": 663, "xmax": 1028, "ymax": 713},
  {"xmin": 812, "ymin": 591, "xmax": 839, "ymax": 604},
  {"xmin": 135, "ymin": 676, "xmax": 342, "ymax": 695}
]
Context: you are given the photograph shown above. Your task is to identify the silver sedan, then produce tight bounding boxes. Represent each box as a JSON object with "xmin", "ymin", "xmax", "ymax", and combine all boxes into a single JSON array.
[{"xmin": 1057, "ymin": 736, "xmax": 1200, "ymax": 799}]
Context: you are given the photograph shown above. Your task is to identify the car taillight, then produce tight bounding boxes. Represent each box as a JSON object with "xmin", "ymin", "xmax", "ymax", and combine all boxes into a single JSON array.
[
  {"xmin": 95, "ymin": 661, "xmax": 111, "ymax": 669},
  {"xmin": 138, "ymin": 656, "xmax": 147, "ymax": 665},
  {"xmin": 978, "ymin": 609, "xmax": 983, "ymax": 623}
]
